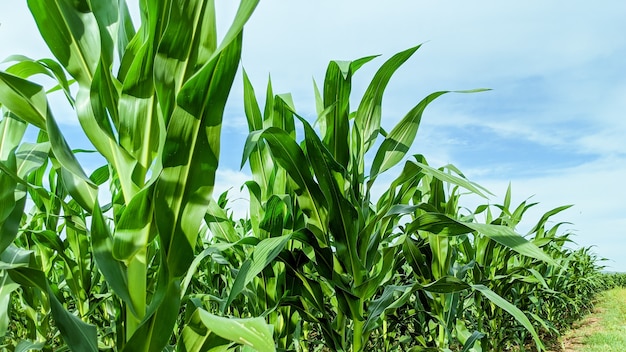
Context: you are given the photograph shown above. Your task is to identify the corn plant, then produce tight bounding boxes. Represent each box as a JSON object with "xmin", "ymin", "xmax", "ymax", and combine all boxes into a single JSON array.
[
  {"xmin": 239, "ymin": 47, "xmax": 562, "ymax": 351},
  {"xmin": 0, "ymin": 0, "xmax": 277, "ymax": 350}
]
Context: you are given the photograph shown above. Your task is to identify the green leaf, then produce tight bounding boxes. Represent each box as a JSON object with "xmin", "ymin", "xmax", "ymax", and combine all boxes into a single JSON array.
[
  {"xmin": 421, "ymin": 276, "xmax": 471, "ymax": 293},
  {"xmin": 47, "ymin": 285, "xmax": 98, "ymax": 352},
  {"xmin": 123, "ymin": 271, "xmax": 181, "ymax": 352},
  {"xmin": 407, "ymin": 212, "xmax": 557, "ymax": 265},
  {"xmin": 259, "ymin": 127, "xmax": 328, "ymax": 239},
  {"xmin": 155, "ymin": 31, "xmax": 243, "ymax": 278},
  {"xmin": 528, "ymin": 204, "xmax": 573, "ymax": 235},
  {"xmin": 91, "ymin": 200, "xmax": 137, "ymax": 316},
  {"xmin": 225, "ymin": 234, "xmax": 292, "ymax": 309},
  {"xmin": 113, "ymin": 185, "xmax": 155, "ymax": 261},
  {"xmin": 0, "ymin": 156, "xmax": 26, "ymax": 254},
  {"xmin": 205, "ymin": 197, "xmax": 241, "ymax": 243},
  {"xmin": 322, "ymin": 61, "xmax": 352, "ymax": 167},
  {"xmin": 363, "ymin": 285, "xmax": 413, "ymax": 333},
  {"xmin": 293, "ymin": 112, "xmax": 361, "ymax": 276},
  {"xmin": 181, "ymin": 308, "xmax": 232, "ymax": 352},
  {"xmin": 0, "ymin": 270, "xmax": 19, "ymax": 336},
  {"xmin": 412, "ymin": 158, "xmax": 492, "ymax": 198},
  {"xmin": 27, "ymin": 0, "xmax": 100, "ymax": 85},
  {"xmin": 7, "ymin": 267, "xmax": 98, "ymax": 352},
  {"xmin": 465, "ymin": 222, "xmax": 557, "ymax": 266},
  {"xmin": 370, "ymin": 89, "xmax": 489, "ymax": 180},
  {"xmin": 355, "ymin": 45, "xmax": 421, "ymax": 154},
  {"xmin": 472, "ymin": 284, "xmax": 544, "ymax": 351},
  {"xmin": 14, "ymin": 340, "xmax": 45, "ymax": 352},
  {"xmin": 460, "ymin": 331, "xmax": 485, "ymax": 352},
  {"xmin": 370, "ymin": 91, "xmax": 447, "ymax": 180},
  {"xmin": 47, "ymin": 113, "xmax": 98, "ymax": 212},
  {"xmin": 197, "ymin": 310, "xmax": 276, "ymax": 352},
  {"xmin": 0, "ymin": 71, "xmax": 48, "ymax": 130}
]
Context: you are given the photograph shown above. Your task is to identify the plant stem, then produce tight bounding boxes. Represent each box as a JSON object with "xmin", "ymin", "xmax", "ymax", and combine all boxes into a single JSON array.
[
  {"xmin": 353, "ymin": 300, "xmax": 365, "ymax": 352},
  {"xmin": 126, "ymin": 247, "xmax": 147, "ymax": 339}
]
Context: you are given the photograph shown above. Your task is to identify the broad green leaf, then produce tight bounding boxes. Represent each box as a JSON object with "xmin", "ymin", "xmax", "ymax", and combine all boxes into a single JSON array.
[
  {"xmin": 259, "ymin": 127, "xmax": 328, "ymax": 239},
  {"xmin": 472, "ymin": 284, "xmax": 544, "ymax": 351},
  {"xmin": 0, "ymin": 70, "xmax": 98, "ymax": 211},
  {"xmin": 429, "ymin": 233, "xmax": 451, "ymax": 279},
  {"xmin": 225, "ymin": 234, "xmax": 292, "ymax": 309},
  {"xmin": 421, "ymin": 276, "xmax": 470, "ymax": 293},
  {"xmin": 460, "ymin": 331, "xmax": 485, "ymax": 352},
  {"xmin": 528, "ymin": 204, "xmax": 573, "ymax": 235},
  {"xmin": 28, "ymin": 0, "xmax": 100, "ymax": 85},
  {"xmin": 14, "ymin": 340, "xmax": 46, "ymax": 352},
  {"xmin": 123, "ymin": 272, "xmax": 181, "ymax": 352},
  {"xmin": 407, "ymin": 213, "xmax": 557, "ymax": 265},
  {"xmin": 293, "ymin": 112, "xmax": 361, "ymax": 276},
  {"xmin": 322, "ymin": 60, "xmax": 352, "ymax": 167},
  {"xmin": 465, "ymin": 222, "xmax": 557, "ymax": 266},
  {"xmin": 15, "ymin": 142, "xmax": 50, "ymax": 179},
  {"xmin": 363, "ymin": 285, "xmax": 413, "ymax": 333},
  {"xmin": 0, "ymin": 156, "xmax": 26, "ymax": 254},
  {"xmin": 3, "ymin": 55, "xmax": 74, "ymax": 103},
  {"xmin": 113, "ymin": 185, "xmax": 155, "ymax": 261},
  {"xmin": 0, "ymin": 71, "xmax": 47, "ymax": 129},
  {"xmin": 243, "ymin": 69, "xmax": 263, "ymax": 131},
  {"xmin": 402, "ymin": 235, "xmax": 431, "ymax": 281},
  {"xmin": 91, "ymin": 200, "xmax": 138, "ymax": 316},
  {"xmin": 47, "ymin": 285, "xmax": 98, "ymax": 352},
  {"xmin": 214, "ymin": 0, "xmax": 259, "ymax": 54},
  {"xmin": 355, "ymin": 45, "xmax": 421, "ymax": 154},
  {"xmin": 370, "ymin": 91, "xmax": 448, "ymax": 180},
  {"xmin": 205, "ymin": 197, "xmax": 241, "ymax": 243},
  {"xmin": 0, "ymin": 114, "xmax": 27, "ymax": 160},
  {"xmin": 155, "ymin": 32, "xmax": 242, "ymax": 278},
  {"xmin": 181, "ymin": 308, "xmax": 232, "ymax": 352},
  {"xmin": 153, "ymin": 0, "xmax": 206, "ymax": 121},
  {"xmin": 197, "ymin": 310, "xmax": 276, "ymax": 352},
  {"xmin": 181, "ymin": 247, "xmax": 218, "ymax": 299},
  {"xmin": 408, "ymin": 212, "xmax": 474, "ymax": 236}
]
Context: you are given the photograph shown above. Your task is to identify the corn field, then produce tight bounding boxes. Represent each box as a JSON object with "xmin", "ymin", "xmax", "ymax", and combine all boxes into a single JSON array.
[{"xmin": 1, "ymin": 1, "xmax": 625, "ymax": 351}]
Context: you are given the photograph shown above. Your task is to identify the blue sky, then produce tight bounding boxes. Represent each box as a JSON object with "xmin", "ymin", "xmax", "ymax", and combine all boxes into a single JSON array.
[{"xmin": 1, "ymin": 1, "xmax": 625, "ymax": 271}]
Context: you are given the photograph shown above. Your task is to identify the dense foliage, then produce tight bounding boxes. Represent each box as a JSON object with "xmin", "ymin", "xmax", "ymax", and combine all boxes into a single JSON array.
[{"xmin": 1, "ymin": 1, "xmax": 624, "ymax": 351}]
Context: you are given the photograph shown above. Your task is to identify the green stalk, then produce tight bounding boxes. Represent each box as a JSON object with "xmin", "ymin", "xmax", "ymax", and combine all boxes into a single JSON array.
[
  {"xmin": 352, "ymin": 301, "xmax": 365, "ymax": 352},
  {"xmin": 126, "ymin": 248, "xmax": 147, "ymax": 338}
]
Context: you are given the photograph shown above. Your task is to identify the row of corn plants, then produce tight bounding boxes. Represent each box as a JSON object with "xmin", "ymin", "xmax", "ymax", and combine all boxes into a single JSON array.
[
  {"xmin": 0, "ymin": 0, "xmax": 277, "ymax": 351},
  {"xmin": 1, "ymin": 0, "xmax": 625, "ymax": 351}
]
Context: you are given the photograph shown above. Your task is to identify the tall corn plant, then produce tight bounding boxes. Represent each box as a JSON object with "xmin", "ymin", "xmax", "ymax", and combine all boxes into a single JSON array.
[
  {"xmin": 0, "ymin": 0, "xmax": 276, "ymax": 350},
  {"xmin": 452, "ymin": 188, "xmax": 607, "ymax": 350},
  {"xmin": 241, "ymin": 46, "xmax": 557, "ymax": 351}
]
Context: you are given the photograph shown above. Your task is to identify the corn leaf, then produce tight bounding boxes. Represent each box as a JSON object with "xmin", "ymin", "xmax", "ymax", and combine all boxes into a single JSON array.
[
  {"xmin": 8, "ymin": 267, "xmax": 98, "ymax": 352},
  {"xmin": 155, "ymin": 32, "xmax": 242, "ymax": 277},
  {"xmin": 197, "ymin": 310, "xmax": 276, "ymax": 352},
  {"xmin": 355, "ymin": 45, "xmax": 421, "ymax": 154},
  {"xmin": 472, "ymin": 284, "xmax": 544, "ymax": 351},
  {"xmin": 225, "ymin": 234, "xmax": 292, "ymax": 309}
]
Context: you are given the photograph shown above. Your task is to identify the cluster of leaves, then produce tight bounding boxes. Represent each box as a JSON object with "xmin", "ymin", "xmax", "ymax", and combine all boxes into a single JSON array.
[{"xmin": 0, "ymin": 0, "xmax": 623, "ymax": 351}]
